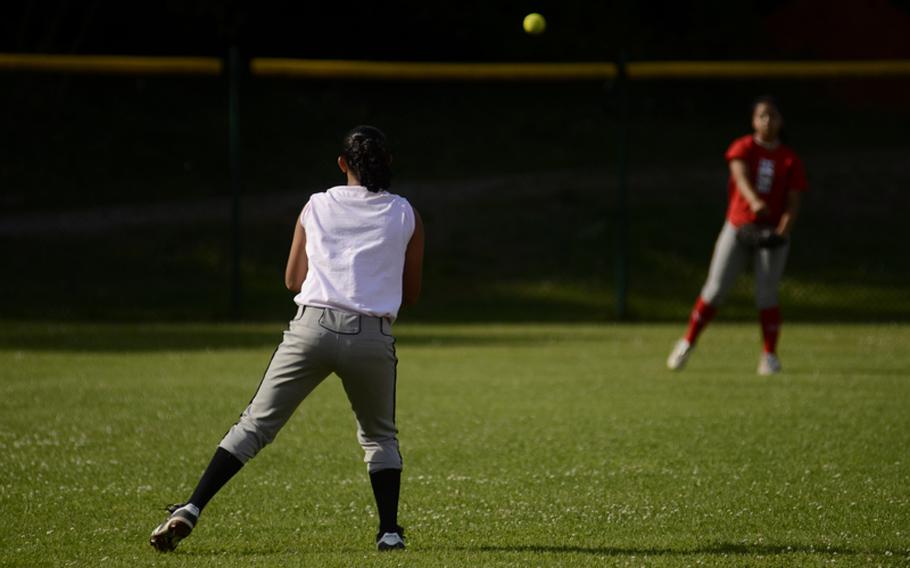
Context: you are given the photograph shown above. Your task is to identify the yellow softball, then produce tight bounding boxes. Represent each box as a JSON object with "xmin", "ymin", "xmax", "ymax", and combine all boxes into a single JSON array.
[{"xmin": 523, "ymin": 13, "xmax": 546, "ymax": 35}]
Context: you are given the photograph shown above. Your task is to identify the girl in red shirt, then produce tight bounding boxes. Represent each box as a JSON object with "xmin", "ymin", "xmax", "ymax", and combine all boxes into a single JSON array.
[{"xmin": 667, "ymin": 96, "xmax": 808, "ymax": 375}]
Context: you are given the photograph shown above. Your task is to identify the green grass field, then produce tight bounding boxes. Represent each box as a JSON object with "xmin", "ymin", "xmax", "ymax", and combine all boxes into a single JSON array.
[{"xmin": 2, "ymin": 321, "xmax": 909, "ymax": 567}]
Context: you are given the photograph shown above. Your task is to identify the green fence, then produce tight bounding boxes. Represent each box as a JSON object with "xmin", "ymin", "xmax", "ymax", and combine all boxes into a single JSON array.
[{"xmin": 1, "ymin": 55, "xmax": 908, "ymax": 322}]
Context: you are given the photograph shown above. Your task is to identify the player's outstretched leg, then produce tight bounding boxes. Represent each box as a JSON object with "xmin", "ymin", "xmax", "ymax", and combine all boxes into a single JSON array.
[
  {"xmin": 668, "ymin": 297, "xmax": 716, "ymax": 370},
  {"xmin": 671, "ymin": 222, "xmax": 745, "ymax": 371},
  {"xmin": 149, "ymin": 447, "xmax": 244, "ymax": 552},
  {"xmin": 150, "ymin": 317, "xmax": 331, "ymax": 551}
]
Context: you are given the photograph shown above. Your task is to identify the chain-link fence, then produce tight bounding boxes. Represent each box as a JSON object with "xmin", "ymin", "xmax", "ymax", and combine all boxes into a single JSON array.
[{"xmin": 1, "ymin": 64, "xmax": 908, "ymax": 322}]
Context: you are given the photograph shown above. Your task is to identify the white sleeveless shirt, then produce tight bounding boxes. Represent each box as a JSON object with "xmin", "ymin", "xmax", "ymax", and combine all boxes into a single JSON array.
[{"xmin": 294, "ymin": 185, "xmax": 416, "ymax": 321}]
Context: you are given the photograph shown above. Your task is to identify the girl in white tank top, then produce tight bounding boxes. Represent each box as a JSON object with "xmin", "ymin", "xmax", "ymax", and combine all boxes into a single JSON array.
[{"xmin": 149, "ymin": 126, "xmax": 425, "ymax": 553}]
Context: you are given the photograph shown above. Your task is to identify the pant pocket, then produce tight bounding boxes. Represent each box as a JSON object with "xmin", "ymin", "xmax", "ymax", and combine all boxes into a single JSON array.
[{"xmin": 318, "ymin": 308, "xmax": 362, "ymax": 334}]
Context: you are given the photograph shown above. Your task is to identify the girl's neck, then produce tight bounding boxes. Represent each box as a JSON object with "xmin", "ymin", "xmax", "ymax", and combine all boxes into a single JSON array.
[{"xmin": 753, "ymin": 134, "xmax": 780, "ymax": 149}]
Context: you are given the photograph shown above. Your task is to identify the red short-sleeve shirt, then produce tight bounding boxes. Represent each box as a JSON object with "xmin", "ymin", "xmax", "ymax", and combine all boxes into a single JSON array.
[{"xmin": 725, "ymin": 135, "xmax": 808, "ymax": 227}]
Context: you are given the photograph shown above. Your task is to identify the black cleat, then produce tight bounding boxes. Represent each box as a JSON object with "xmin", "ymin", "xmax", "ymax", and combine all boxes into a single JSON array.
[
  {"xmin": 149, "ymin": 503, "xmax": 198, "ymax": 552},
  {"xmin": 376, "ymin": 525, "xmax": 406, "ymax": 551}
]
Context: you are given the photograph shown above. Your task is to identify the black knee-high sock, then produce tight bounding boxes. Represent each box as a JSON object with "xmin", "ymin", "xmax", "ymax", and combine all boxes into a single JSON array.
[
  {"xmin": 369, "ymin": 468, "xmax": 401, "ymax": 532},
  {"xmin": 187, "ymin": 447, "xmax": 244, "ymax": 512}
]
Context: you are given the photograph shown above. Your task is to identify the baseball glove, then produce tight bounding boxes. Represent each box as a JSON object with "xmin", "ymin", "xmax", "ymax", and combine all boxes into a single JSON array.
[{"xmin": 736, "ymin": 224, "xmax": 789, "ymax": 249}]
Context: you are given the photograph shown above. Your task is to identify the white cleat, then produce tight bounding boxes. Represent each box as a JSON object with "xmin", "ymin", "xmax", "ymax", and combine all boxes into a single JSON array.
[
  {"xmin": 666, "ymin": 339, "xmax": 693, "ymax": 371},
  {"xmin": 758, "ymin": 352, "xmax": 782, "ymax": 375},
  {"xmin": 149, "ymin": 503, "xmax": 198, "ymax": 552},
  {"xmin": 376, "ymin": 529, "xmax": 406, "ymax": 551}
]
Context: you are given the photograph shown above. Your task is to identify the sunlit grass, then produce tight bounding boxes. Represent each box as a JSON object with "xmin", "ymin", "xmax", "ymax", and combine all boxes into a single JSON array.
[{"xmin": 1, "ymin": 322, "xmax": 908, "ymax": 566}]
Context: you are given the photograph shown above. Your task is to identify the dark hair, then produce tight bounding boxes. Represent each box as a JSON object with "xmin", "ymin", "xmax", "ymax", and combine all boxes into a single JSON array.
[
  {"xmin": 341, "ymin": 125, "xmax": 392, "ymax": 192},
  {"xmin": 751, "ymin": 94, "xmax": 781, "ymax": 116}
]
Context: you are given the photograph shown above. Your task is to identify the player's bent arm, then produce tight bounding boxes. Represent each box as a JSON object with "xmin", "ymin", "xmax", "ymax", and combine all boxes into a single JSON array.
[
  {"xmin": 401, "ymin": 209, "xmax": 425, "ymax": 307},
  {"xmin": 777, "ymin": 191, "xmax": 801, "ymax": 237},
  {"xmin": 729, "ymin": 159, "xmax": 768, "ymax": 216},
  {"xmin": 284, "ymin": 213, "xmax": 308, "ymax": 293}
]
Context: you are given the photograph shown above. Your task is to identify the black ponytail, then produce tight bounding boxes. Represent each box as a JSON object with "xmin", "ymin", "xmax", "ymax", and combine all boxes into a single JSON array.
[{"xmin": 341, "ymin": 125, "xmax": 392, "ymax": 192}]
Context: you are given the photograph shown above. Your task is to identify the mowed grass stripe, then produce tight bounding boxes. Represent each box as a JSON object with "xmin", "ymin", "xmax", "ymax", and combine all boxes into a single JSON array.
[{"xmin": 0, "ymin": 323, "xmax": 908, "ymax": 567}]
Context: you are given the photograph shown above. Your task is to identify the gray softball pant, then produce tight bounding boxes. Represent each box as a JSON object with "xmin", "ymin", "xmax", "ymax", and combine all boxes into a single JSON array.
[
  {"xmin": 700, "ymin": 221, "xmax": 790, "ymax": 309},
  {"xmin": 219, "ymin": 305, "xmax": 401, "ymax": 473}
]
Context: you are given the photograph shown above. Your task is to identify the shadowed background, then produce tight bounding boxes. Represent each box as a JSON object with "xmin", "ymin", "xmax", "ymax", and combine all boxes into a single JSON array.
[{"xmin": 1, "ymin": 0, "xmax": 909, "ymax": 322}]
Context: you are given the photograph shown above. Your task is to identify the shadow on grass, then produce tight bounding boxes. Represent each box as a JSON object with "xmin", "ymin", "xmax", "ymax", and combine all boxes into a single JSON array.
[
  {"xmin": 0, "ymin": 324, "xmax": 283, "ymax": 352},
  {"xmin": 465, "ymin": 543, "xmax": 860, "ymax": 556},
  {"xmin": 2, "ymin": 320, "xmax": 906, "ymax": 353},
  {"xmin": 152, "ymin": 542, "xmax": 867, "ymax": 559},
  {"xmin": 0, "ymin": 322, "xmax": 622, "ymax": 352}
]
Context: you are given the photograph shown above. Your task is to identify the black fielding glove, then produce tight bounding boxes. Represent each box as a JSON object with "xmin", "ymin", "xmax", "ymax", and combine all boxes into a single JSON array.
[{"xmin": 736, "ymin": 224, "xmax": 789, "ymax": 249}]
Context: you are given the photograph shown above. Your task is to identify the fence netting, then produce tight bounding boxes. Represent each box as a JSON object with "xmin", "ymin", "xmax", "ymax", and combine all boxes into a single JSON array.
[{"xmin": 1, "ymin": 70, "xmax": 907, "ymax": 321}]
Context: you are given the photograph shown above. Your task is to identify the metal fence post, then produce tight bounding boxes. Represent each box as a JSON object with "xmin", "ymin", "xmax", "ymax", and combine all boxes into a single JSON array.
[
  {"xmin": 614, "ymin": 50, "xmax": 629, "ymax": 319},
  {"xmin": 228, "ymin": 45, "xmax": 242, "ymax": 318}
]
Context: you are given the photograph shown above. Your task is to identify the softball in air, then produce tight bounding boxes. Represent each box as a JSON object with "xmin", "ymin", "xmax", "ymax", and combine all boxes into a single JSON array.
[{"xmin": 523, "ymin": 13, "xmax": 546, "ymax": 35}]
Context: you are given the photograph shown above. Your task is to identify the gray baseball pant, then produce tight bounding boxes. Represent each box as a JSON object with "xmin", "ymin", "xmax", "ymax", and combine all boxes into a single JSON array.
[
  {"xmin": 219, "ymin": 306, "xmax": 401, "ymax": 473},
  {"xmin": 700, "ymin": 221, "xmax": 790, "ymax": 309}
]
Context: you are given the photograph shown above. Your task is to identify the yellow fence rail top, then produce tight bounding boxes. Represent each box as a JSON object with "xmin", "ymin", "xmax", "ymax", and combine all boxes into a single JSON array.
[
  {"xmin": 252, "ymin": 58, "xmax": 910, "ymax": 80},
  {"xmin": 629, "ymin": 60, "xmax": 910, "ymax": 79},
  {"xmin": 251, "ymin": 58, "xmax": 617, "ymax": 81},
  {"xmin": 0, "ymin": 53, "xmax": 222, "ymax": 75},
  {"xmin": 2, "ymin": 53, "xmax": 910, "ymax": 80}
]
